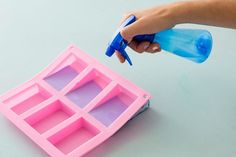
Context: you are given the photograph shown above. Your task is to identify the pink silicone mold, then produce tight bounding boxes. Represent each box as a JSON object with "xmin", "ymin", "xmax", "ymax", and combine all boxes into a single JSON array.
[{"xmin": 0, "ymin": 45, "xmax": 151, "ymax": 157}]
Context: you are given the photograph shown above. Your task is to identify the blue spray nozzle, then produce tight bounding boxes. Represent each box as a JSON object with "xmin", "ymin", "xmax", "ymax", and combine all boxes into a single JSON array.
[
  {"xmin": 105, "ymin": 15, "xmax": 137, "ymax": 65},
  {"xmin": 106, "ymin": 15, "xmax": 155, "ymax": 65}
]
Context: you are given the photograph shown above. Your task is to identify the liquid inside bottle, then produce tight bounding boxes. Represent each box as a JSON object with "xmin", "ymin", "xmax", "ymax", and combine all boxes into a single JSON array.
[{"xmin": 153, "ymin": 29, "xmax": 213, "ymax": 63}]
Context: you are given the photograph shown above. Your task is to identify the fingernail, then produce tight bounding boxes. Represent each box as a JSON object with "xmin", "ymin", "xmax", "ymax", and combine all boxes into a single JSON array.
[
  {"xmin": 152, "ymin": 46, "xmax": 159, "ymax": 51},
  {"xmin": 144, "ymin": 45, "xmax": 149, "ymax": 50}
]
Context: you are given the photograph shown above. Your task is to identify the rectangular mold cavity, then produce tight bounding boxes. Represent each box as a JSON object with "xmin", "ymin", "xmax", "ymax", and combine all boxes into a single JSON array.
[
  {"xmin": 25, "ymin": 100, "xmax": 74, "ymax": 134},
  {"xmin": 89, "ymin": 85, "xmax": 137, "ymax": 126},
  {"xmin": 48, "ymin": 118, "xmax": 100, "ymax": 154},
  {"xmin": 5, "ymin": 84, "xmax": 51, "ymax": 115},
  {"xmin": 66, "ymin": 69, "xmax": 111, "ymax": 108},
  {"xmin": 44, "ymin": 54, "xmax": 87, "ymax": 91}
]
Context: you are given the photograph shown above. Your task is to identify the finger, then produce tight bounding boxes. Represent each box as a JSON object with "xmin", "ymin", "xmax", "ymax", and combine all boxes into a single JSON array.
[
  {"xmin": 119, "ymin": 12, "xmax": 142, "ymax": 26},
  {"xmin": 115, "ymin": 51, "xmax": 125, "ymax": 63},
  {"xmin": 120, "ymin": 18, "xmax": 150, "ymax": 43},
  {"xmin": 128, "ymin": 41, "xmax": 150, "ymax": 53},
  {"xmin": 119, "ymin": 13, "xmax": 134, "ymax": 26},
  {"xmin": 136, "ymin": 41, "xmax": 151, "ymax": 53},
  {"xmin": 128, "ymin": 40, "xmax": 139, "ymax": 52},
  {"xmin": 145, "ymin": 43, "xmax": 161, "ymax": 53}
]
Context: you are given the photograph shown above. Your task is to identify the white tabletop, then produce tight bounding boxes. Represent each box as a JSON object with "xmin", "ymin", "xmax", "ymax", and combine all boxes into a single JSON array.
[{"xmin": 0, "ymin": 0, "xmax": 236, "ymax": 157}]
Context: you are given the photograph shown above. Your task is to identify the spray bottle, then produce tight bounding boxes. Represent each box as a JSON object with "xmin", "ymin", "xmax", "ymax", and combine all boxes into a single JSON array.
[{"xmin": 105, "ymin": 15, "xmax": 213, "ymax": 65}]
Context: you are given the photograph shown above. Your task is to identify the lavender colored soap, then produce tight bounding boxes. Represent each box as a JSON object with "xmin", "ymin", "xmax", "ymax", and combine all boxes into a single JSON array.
[
  {"xmin": 66, "ymin": 81, "xmax": 102, "ymax": 108},
  {"xmin": 89, "ymin": 97, "xmax": 128, "ymax": 126},
  {"xmin": 44, "ymin": 66, "xmax": 78, "ymax": 90}
]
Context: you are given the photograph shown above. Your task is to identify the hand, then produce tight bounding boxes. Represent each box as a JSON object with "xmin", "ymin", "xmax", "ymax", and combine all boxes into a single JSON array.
[
  {"xmin": 116, "ymin": 0, "xmax": 236, "ymax": 63},
  {"xmin": 116, "ymin": 4, "xmax": 178, "ymax": 63}
]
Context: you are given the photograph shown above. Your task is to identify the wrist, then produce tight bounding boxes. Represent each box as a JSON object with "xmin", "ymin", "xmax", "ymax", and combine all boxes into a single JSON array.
[
  {"xmin": 169, "ymin": 0, "xmax": 212, "ymax": 24},
  {"xmin": 168, "ymin": 1, "xmax": 192, "ymax": 24},
  {"xmin": 152, "ymin": 2, "xmax": 192, "ymax": 27}
]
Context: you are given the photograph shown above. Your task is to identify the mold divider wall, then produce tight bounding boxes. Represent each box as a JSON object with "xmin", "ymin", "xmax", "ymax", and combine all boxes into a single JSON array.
[
  {"xmin": 85, "ymin": 83, "xmax": 125, "ymax": 113},
  {"xmin": 3, "ymin": 83, "xmax": 51, "ymax": 110},
  {"xmin": 61, "ymin": 65, "xmax": 94, "ymax": 96},
  {"xmin": 84, "ymin": 82, "xmax": 118, "ymax": 113},
  {"xmin": 39, "ymin": 80, "xmax": 60, "ymax": 96},
  {"xmin": 24, "ymin": 100, "xmax": 75, "ymax": 134},
  {"xmin": 59, "ymin": 97, "xmax": 84, "ymax": 115},
  {"xmin": 42, "ymin": 113, "xmax": 83, "ymax": 139},
  {"xmin": 66, "ymin": 126, "xmax": 106, "ymax": 157},
  {"xmin": 47, "ymin": 117, "xmax": 101, "ymax": 155},
  {"xmin": 82, "ymin": 112, "xmax": 107, "ymax": 131},
  {"xmin": 20, "ymin": 96, "xmax": 58, "ymax": 119}
]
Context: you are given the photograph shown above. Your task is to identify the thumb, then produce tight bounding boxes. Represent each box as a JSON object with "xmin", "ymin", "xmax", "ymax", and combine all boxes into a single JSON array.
[{"xmin": 120, "ymin": 18, "xmax": 148, "ymax": 43}]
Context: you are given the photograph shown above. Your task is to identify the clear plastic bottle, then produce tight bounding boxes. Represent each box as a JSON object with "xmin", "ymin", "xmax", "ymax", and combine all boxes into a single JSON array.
[{"xmin": 153, "ymin": 29, "xmax": 213, "ymax": 63}]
